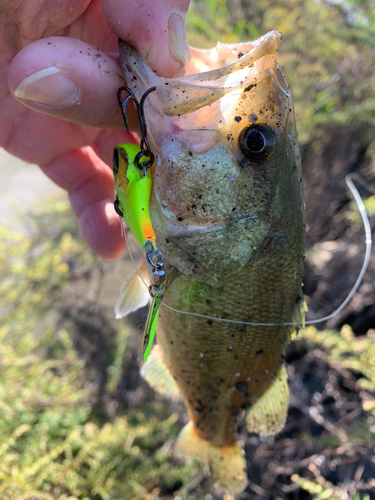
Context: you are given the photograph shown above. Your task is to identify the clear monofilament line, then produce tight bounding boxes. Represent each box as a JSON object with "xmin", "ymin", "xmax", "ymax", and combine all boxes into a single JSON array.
[
  {"xmin": 304, "ymin": 174, "xmax": 372, "ymax": 325},
  {"xmin": 120, "ymin": 217, "xmax": 149, "ymax": 291},
  {"xmin": 121, "ymin": 175, "xmax": 372, "ymax": 327}
]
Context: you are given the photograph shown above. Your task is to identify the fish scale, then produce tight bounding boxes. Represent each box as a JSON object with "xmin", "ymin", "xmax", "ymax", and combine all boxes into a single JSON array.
[{"xmin": 157, "ymin": 233, "xmax": 301, "ymax": 443}]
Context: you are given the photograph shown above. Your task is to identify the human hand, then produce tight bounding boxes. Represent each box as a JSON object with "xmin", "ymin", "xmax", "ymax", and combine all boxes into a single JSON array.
[{"xmin": 2, "ymin": 0, "xmax": 190, "ymax": 258}]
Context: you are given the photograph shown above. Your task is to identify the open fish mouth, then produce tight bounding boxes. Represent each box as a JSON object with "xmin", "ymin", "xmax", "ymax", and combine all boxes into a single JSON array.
[
  {"xmin": 119, "ymin": 30, "xmax": 296, "ymax": 286},
  {"xmin": 186, "ymin": 30, "xmax": 281, "ymax": 76},
  {"xmin": 160, "ymin": 30, "xmax": 282, "ymax": 116},
  {"xmin": 120, "ymin": 30, "xmax": 282, "ymax": 118}
]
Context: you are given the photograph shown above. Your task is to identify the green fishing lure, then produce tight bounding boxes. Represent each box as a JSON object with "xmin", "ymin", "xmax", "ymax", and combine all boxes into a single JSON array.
[
  {"xmin": 113, "ymin": 143, "xmax": 156, "ymax": 248},
  {"xmin": 141, "ymin": 290, "xmax": 160, "ymax": 361},
  {"xmin": 113, "ymin": 143, "xmax": 163, "ymax": 362}
]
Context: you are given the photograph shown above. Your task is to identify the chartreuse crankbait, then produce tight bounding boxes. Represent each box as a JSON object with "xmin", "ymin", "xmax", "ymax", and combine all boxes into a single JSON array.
[
  {"xmin": 113, "ymin": 142, "xmax": 163, "ymax": 362},
  {"xmin": 113, "ymin": 143, "xmax": 155, "ymax": 248}
]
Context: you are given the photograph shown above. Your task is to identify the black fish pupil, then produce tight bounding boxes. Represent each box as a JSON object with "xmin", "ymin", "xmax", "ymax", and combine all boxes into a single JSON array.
[{"xmin": 246, "ymin": 129, "xmax": 265, "ymax": 153}]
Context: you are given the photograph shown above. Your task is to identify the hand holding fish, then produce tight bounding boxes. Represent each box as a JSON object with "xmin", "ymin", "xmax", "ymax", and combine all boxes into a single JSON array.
[{"xmin": 1, "ymin": 0, "xmax": 190, "ymax": 257}]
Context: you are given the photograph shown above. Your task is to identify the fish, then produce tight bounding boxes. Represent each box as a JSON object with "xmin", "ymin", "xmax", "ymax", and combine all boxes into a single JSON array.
[{"xmin": 116, "ymin": 30, "xmax": 305, "ymax": 494}]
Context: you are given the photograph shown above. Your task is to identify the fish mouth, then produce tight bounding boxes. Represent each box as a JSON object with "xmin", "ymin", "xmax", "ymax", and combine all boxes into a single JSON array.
[{"xmin": 119, "ymin": 31, "xmax": 282, "ymax": 117}]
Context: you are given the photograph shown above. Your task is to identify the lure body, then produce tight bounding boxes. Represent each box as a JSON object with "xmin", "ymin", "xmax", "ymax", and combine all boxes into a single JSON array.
[
  {"xmin": 113, "ymin": 143, "xmax": 161, "ymax": 360},
  {"xmin": 113, "ymin": 143, "xmax": 155, "ymax": 249},
  {"xmin": 118, "ymin": 31, "xmax": 305, "ymax": 493}
]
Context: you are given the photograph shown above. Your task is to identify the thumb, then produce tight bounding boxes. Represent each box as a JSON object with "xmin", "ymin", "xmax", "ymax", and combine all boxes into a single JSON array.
[{"xmin": 101, "ymin": 0, "xmax": 191, "ymax": 78}]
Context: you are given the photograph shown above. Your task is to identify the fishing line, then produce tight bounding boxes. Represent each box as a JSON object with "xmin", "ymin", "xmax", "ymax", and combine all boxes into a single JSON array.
[
  {"xmin": 121, "ymin": 174, "xmax": 372, "ymax": 327},
  {"xmin": 120, "ymin": 216, "xmax": 149, "ymax": 290},
  {"xmin": 304, "ymin": 174, "xmax": 372, "ymax": 325}
]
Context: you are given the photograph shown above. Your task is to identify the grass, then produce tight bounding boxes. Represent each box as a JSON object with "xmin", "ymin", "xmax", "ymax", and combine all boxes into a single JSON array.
[{"xmin": 0, "ymin": 196, "xmax": 198, "ymax": 500}]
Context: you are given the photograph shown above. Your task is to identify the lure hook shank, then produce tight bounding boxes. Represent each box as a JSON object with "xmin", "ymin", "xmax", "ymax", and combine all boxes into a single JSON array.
[{"xmin": 117, "ymin": 86, "xmax": 156, "ymax": 176}]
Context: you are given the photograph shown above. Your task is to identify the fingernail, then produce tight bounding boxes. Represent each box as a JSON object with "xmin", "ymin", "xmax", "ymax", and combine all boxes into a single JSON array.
[
  {"xmin": 168, "ymin": 12, "xmax": 191, "ymax": 67},
  {"xmin": 13, "ymin": 66, "xmax": 79, "ymax": 107}
]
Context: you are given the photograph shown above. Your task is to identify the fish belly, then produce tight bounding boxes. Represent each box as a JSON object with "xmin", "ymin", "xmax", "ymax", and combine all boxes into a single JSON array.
[{"xmin": 156, "ymin": 236, "xmax": 301, "ymax": 446}]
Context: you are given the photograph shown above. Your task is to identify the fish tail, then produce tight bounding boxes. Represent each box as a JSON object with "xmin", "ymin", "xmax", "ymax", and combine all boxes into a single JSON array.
[{"xmin": 175, "ymin": 422, "xmax": 247, "ymax": 494}]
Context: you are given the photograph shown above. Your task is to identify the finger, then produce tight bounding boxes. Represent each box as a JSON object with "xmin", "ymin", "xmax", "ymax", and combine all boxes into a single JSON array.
[
  {"xmin": 102, "ymin": 0, "xmax": 191, "ymax": 78},
  {"xmin": 40, "ymin": 146, "xmax": 126, "ymax": 259},
  {"xmin": 8, "ymin": 37, "xmax": 138, "ymax": 130}
]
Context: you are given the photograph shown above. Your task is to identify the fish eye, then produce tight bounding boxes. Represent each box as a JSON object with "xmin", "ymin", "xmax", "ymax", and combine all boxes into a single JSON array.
[{"xmin": 239, "ymin": 124, "xmax": 277, "ymax": 163}]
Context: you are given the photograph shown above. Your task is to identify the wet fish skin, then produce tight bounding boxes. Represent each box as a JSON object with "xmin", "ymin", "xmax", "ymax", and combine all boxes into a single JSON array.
[{"xmin": 119, "ymin": 31, "xmax": 305, "ymax": 493}]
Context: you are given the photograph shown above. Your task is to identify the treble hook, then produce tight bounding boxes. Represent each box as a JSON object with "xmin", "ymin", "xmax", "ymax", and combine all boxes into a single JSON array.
[{"xmin": 117, "ymin": 86, "xmax": 156, "ymax": 176}]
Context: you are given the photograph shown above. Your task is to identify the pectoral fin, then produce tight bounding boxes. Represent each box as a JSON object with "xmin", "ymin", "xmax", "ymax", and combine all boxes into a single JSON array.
[
  {"xmin": 115, "ymin": 262, "xmax": 149, "ymax": 319},
  {"xmin": 245, "ymin": 364, "xmax": 289, "ymax": 436},
  {"xmin": 140, "ymin": 345, "xmax": 180, "ymax": 398},
  {"xmin": 290, "ymin": 297, "xmax": 308, "ymax": 340}
]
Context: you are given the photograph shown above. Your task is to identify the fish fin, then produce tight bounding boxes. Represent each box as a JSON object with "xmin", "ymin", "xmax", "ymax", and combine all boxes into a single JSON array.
[
  {"xmin": 290, "ymin": 297, "xmax": 308, "ymax": 340},
  {"xmin": 175, "ymin": 422, "xmax": 247, "ymax": 494},
  {"xmin": 115, "ymin": 263, "xmax": 149, "ymax": 319},
  {"xmin": 140, "ymin": 345, "xmax": 181, "ymax": 399},
  {"xmin": 245, "ymin": 364, "xmax": 289, "ymax": 436}
]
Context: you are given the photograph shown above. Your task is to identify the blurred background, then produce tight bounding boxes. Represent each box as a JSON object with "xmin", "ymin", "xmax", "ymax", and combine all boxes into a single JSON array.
[{"xmin": 1, "ymin": 0, "xmax": 375, "ymax": 499}]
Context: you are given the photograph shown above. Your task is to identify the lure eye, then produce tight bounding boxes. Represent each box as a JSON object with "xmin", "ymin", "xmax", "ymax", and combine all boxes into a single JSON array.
[
  {"xmin": 113, "ymin": 146, "xmax": 131, "ymax": 192},
  {"xmin": 239, "ymin": 124, "xmax": 277, "ymax": 163},
  {"xmin": 113, "ymin": 147, "xmax": 120, "ymax": 173}
]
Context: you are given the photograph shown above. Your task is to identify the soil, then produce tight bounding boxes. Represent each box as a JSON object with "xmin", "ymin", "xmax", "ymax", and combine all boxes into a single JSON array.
[{"xmin": 301, "ymin": 126, "xmax": 375, "ymax": 335}]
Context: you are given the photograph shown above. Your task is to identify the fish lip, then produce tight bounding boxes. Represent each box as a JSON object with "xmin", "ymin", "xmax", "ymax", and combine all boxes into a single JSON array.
[
  {"xmin": 183, "ymin": 30, "xmax": 282, "ymax": 80},
  {"xmin": 119, "ymin": 30, "xmax": 282, "ymax": 76}
]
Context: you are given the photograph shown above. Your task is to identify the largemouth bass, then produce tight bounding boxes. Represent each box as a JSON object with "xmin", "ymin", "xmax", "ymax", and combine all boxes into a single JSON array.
[{"xmin": 116, "ymin": 31, "xmax": 305, "ymax": 493}]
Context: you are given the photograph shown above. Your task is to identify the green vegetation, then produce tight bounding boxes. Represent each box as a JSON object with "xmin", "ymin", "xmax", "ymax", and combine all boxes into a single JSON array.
[
  {"xmin": 0, "ymin": 198, "xmax": 198, "ymax": 500},
  {"xmin": 303, "ymin": 325, "xmax": 375, "ymax": 396},
  {"xmin": 291, "ymin": 474, "xmax": 371, "ymax": 500}
]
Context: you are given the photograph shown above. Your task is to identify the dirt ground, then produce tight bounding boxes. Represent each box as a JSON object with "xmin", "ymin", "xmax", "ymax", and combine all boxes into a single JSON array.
[{"xmin": 301, "ymin": 126, "xmax": 375, "ymax": 335}]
